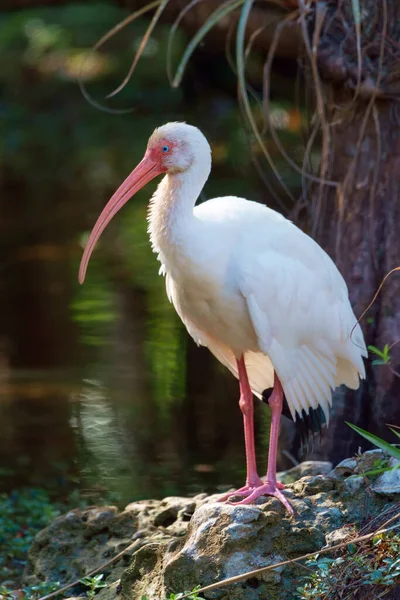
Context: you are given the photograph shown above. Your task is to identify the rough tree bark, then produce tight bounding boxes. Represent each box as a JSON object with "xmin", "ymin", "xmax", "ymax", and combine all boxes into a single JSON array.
[{"xmin": 306, "ymin": 0, "xmax": 400, "ymax": 461}]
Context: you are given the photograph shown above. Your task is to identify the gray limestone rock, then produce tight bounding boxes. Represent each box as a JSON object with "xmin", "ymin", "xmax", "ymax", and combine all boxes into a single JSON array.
[
  {"xmin": 277, "ymin": 460, "xmax": 333, "ymax": 484},
  {"xmin": 23, "ymin": 457, "xmax": 400, "ymax": 600},
  {"xmin": 372, "ymin": 458, "xmax": 400, "ymax": 496}
]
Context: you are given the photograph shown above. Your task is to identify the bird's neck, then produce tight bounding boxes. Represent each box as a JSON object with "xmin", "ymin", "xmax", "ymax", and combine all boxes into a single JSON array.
[{"xmin": 147, "ymin": 161, "xmax": 210, "ymax": 263}]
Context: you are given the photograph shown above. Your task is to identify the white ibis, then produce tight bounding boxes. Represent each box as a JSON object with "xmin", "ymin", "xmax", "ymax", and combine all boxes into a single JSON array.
[{"xmin": 79, "ymin": 122, "xmax": 367, "ymax": 514}]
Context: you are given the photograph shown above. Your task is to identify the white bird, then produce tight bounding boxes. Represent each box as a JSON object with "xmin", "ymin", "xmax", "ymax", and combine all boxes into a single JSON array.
[{"xmin": 79, "ymin": 122, "xmax": 367, "ymax": 514}]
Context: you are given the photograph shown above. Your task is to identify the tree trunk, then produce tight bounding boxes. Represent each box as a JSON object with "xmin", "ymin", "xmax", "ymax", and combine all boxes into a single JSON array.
[{"xmin": 307, "ymin": 0, "xmax": 400, "ymax": 462}]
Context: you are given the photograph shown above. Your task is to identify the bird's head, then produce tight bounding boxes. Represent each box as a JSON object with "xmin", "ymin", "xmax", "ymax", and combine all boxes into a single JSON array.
[
  {"xmin": 78, "ymin": 122, "xmax": 210, "ymax": 284},
  {"xmin": 147, "ymin": 121, "xmax": 210, "ymax": 173}
]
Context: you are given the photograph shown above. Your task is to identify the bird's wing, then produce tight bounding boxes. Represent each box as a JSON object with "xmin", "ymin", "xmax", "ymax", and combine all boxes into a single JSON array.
[
  {"xmin": 187, "ymin": 329, "xmax": 275, "ymax": 401},
  {"xmin": 237, "ymin": 220, "xmax": 367, "ymax": 422},
  {"xmin": 166, "ymin": 273, "xmax": 275, "ymax": 396}
]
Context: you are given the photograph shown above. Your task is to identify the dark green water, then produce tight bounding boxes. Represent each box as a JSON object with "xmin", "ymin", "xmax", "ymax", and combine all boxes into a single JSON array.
[{"xmin": 0, "ymin": 237, "xmax": 277, "ymax": 506}]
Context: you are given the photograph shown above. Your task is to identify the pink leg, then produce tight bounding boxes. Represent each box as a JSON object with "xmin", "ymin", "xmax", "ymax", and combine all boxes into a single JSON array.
[
  {"xmin": 237, "ymin": 356, "xmax": 262, "ymax": 487},
  {"xmin": 219, "ymin": 371, "xmax": 294, "ymax": 515},
  {"xmin": 218, "ymin": 358, "xmax": 263, "ymax": 502}
]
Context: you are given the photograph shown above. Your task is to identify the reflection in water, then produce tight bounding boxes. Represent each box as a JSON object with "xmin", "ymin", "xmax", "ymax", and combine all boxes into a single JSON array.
[
  {"xmin": 0, "ymin": 373, "xmax": 81, "ymax": 493},
  {"xmin": 0, "ymin": 171, "xmax": 296, "ymax": 506},
  {"xmin": 0, "ymin": 263, "xmax": 293, "ymax": 506}
]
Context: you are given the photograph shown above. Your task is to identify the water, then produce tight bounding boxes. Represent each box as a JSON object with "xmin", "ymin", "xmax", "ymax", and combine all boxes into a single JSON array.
[
  {"xmin": 0, "ymin": 241, "xmax": 278, "ymax": 506},
  {"xmin": 0, "ymin": 210, "xmax": 270, "ymax": 506}
]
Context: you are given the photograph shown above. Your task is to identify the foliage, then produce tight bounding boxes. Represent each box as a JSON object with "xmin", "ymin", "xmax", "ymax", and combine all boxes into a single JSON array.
[
  {"xmin": 0, "ymin": 488, "xmax": 93, "ymax": 594},
  {"xmin": 346, "ymin": 423, "xmax": 400, "ymax": 462},
  {"xmin": 80, "ymin": 574, "xmax": 108, "ymax": 598},
  {"xmin": 297, "ymin": 531, "xmax": 400, "ymax": 599},
  {"xmin": 299, "ymin": 423, "xmax": 400, "ymax": 599},
  {"xmin": 368, "ymin": 344, "xmax": 391, "ymax": 366},
  {"xmin": 0, "ymin": 581, "xmax": 60, "ymax": 600},
  {"xmin": 141, "ymin": 587, "xmax": 204, "ymax": 600},
  {"xmin": 0, "ymin": 489, "xmax": 61, "ymax": 583}
]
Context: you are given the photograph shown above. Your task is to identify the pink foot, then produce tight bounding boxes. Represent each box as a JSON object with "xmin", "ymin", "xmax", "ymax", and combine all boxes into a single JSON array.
[
  {"xmin": 218, "ymin": 482, "xmax": 262, "ymax": 503},
  {"xmin": 219, "ymin": 481, "xmax": 294, "ymax": 515},
  {"xmin": 218, "ymin": 478, "xmax": 285, "ymax": 502}
]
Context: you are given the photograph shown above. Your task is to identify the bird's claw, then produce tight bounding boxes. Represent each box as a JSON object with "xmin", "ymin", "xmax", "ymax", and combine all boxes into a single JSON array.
[
  {"xmin": 217, "ymin": 484, "xmax": 259, "ymax": 503},
  {"xmin": 218, "ymin": 481, "xmax": 294, "ymax": 515}
]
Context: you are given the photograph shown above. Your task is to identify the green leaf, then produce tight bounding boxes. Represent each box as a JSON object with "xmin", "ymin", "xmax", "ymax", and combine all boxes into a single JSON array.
[
  {"xmin": 172, "ymin": 0, "xmax": 245, "ymax": 87},
  {"xmin": 235, "ymin": 0, "xmax": 294, "ymax": 204},
  {"xmin": 346, "ymin": 422, "xmax": 400, "ymax": 461},
  {"xmin": 390, "ymin": 427, "xmax": 400, "ymax": 441},
  {"xmin": 368, "ymin": 344, "xmax": 390, "ymax": 364},
  {"xmin": 368, "ymin": 345, "xmax": 386, "ymax": 359},
  {"xmin": 350, "ymin": 0, "xmax": 361, "ymax": 24},
  {"xmin": 353, "ymin": 465, "xmax": 400, "ymax": 478},
  {"xmin": 347, "ymin": 543, "xmax": 357, "ymax": 554}
]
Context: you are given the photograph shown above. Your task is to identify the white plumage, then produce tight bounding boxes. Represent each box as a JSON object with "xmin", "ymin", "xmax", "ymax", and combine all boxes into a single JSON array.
[
  {"xmin": 145, "ymin": 125, "xmax": 367, "ymax": 425},
  {"xmin": 79, "ymin": 122, "xmax": 367, "ymax": 511},
  {"xmin": 163, "ymin": 195, "xmax": 366, "ymax": 422}
]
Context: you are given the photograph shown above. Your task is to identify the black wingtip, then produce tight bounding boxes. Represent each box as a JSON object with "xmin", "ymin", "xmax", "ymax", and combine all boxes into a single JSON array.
[{"xmin": 262, "ymin": 388, "xmax": 327, "ymax": 456}]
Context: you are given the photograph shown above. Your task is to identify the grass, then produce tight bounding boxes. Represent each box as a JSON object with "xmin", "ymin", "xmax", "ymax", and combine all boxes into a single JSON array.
[{"xmin": 346, "ymin": 423, "xmax": 400, "ymax": 462}]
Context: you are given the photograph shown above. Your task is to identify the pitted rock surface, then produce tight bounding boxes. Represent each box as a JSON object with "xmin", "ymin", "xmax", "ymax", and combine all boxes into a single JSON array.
[{"xmin": 23, "ymin": 451, "xmax": 400, "ymax": 600}]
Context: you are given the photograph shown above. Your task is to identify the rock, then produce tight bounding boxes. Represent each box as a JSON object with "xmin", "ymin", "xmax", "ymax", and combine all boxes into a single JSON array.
[
  {"xmin": 372, "ymin": 458, "xmax": 400, "ymax": 495},
  {"xmin": 357, "ymin": 449, "xmax": 388, "ymax": 472},
  {"xmin": 325, "ymin": 525, "xmax": 357, "ymax": 547},
  {"xmin": 329, "ymin": 450, "xmax": 390, "ymax": 481},
  {"xmin": 342, "ymin": 475, "xmax": 364, "ymax": 495},
  {"xmin": 277, "ymin": 461, "xmax": 333, "ymax": 484},
  {"xmin": 23, "ymin": 455, "xmax": 400, "ymax": 600},
  {"xmin": 329, "ymin": 457, "xmax": 358, "ymax": 479},
  {"xmin": 22, "ymin": 505, "xmax": 135, "ymax": 590},
  {"xmin": 122, "ymin": 501, "xmax": 324, "ymax": 600}
]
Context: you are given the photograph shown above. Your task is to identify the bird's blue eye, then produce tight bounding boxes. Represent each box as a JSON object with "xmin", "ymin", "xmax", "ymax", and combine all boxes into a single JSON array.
[{"xmin": 162, "ymin": 145, "xmax": 170, "ymax": 153}]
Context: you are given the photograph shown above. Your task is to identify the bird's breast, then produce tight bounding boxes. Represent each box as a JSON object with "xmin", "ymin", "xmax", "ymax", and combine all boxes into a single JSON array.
[
  {"xmin": 166, "ymin": 265, "xmax": 258, "ymax": 356},
  {"xmin": 155, "ymin": 212, "xmax": 259, "ymax": 355}
]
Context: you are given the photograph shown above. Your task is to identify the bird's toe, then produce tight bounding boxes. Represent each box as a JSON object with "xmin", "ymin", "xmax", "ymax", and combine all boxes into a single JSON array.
[{"xmin": 222, "ymin": 483, "xmax": 294, "ymax": 515}]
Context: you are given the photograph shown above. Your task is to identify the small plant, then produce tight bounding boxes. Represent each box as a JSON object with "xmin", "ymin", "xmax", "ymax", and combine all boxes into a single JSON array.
[
  {"xmin": 368, "ymin": 344, "xmax": 391, "ymax": 366},
  {"xmin": 297, "ymin": 531, "xmax": 400, "ymax": 599},
  {"xmin": 141, "ymin": 587, "xmax": 204, "ymax": 600},
  {"xmin": 346, "ymin": 423, "xmax": 400, "ymax": 462},
  {"xmin": 80, "ymin": 574, "xmax": 108, "ymax": 598},
  {"xmin": 0, "ymin": 581, "xmax": 60, "ymax": 600},
  {"xmin": 0, "ymin": 489, "xmax": 62, "ymax": 583}
]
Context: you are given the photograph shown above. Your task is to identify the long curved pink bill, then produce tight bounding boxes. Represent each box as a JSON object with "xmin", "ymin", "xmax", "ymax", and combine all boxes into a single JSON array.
[{"xmin": 78, "ymin": 154, "xmax": 163, "ymax": 284}]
